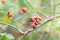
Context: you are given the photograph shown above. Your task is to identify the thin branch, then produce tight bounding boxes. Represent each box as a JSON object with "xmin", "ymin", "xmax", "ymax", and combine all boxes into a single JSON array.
[
  {"xmin": 39, "ymin": 15, "xmax": 60, "ymax": 27},
  {"xmin": 19, "ymin": 15, "xmax": 60, "ymax": 40},
  {"xmin": 0, "ymin": 15, "xmax": 60, "ymax": 35},
  {"xmin": 23, "ymin": 15, "xmax": 60, "ymax": 35},
  {"xmin": 0, "ymin": 21, "xmax": 24, "ymax": 35},
  {"xmin": 0, "ymin": 21, "xmax": 35, "ymax": 35},
  {"xmin": 0, "ymin": 15, "xmax": 60, "ymax": 40},
  {"xmin": 24, "ymin": 28, "xmax": 33, "ymax": 35},
  {"xmin": 18, "ymin": 28, "xmax": 34, "ymax": 40},
  {"xmin": 19, "ymin": 18, "xmax": 54, "ymax": 39}
]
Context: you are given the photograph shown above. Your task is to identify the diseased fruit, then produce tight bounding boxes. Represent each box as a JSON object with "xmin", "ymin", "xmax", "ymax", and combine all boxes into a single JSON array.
[
  {"xmin": 21, "ymin": 7, "xmax": 27, "ymax": 13},
  {"xmin": 7, "ymin": 12, "xmax": 12, "ymax": 18}
]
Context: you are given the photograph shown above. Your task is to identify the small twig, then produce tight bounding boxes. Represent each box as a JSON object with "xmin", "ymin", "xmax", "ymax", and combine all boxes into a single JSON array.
[
  {"xmin": 20, "ymin": 15, "xmax": 60, "ymax": 35},
  {"xmin": 39, "ymin": 15, "xmax": 60, "ymax": 27},
  {"xmin": 55, "ymin": 15, "xmax": 60, "ymax": 18},
  {"xmin": 0, "ymin": 15, "xmax": 60, "ymax": 40},
  {"xmin": 0, "ymin": 21, "xmax": 34, "ymax": 35},
  {"xmin": 18, "ymin": 28, "xmax": 34, "ymax": 40},
  {"xmin": 0, "ymin": 21, "xmax": 24, "ymax": 35},
  {"xmin": 24, "ymin": 28, "xmax": 33, "ymax": 35},
  {"xmin": 24, "ymin": 15, "xmax": 60, "ymax": 35}
]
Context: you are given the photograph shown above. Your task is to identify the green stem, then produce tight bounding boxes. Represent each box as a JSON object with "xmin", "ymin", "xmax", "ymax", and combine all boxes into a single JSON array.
[{"xmin": 25, "ymin": 0, "xmax": 50, "ymax": 19}]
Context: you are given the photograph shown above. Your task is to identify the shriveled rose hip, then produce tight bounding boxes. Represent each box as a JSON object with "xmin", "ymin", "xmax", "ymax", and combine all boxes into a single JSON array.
[
  {"xmin": 36, "ymin": 15, "xmax": 42, "ymax": 21},
  {"xmin": 35, "ymin": 22, "xmax": 39, "ymax": 25},
  {"xmin": 37, "ymin": 21, "xmax": 42, "ymax": 24},
  {"xmin": 32, "ymin": 24, "xmax": 37, "ymax": 29}
]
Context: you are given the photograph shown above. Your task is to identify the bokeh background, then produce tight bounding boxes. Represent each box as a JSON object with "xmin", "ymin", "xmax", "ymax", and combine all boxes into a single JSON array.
[{"xmin": 0, "ymin": 0, "xmax": 60, "ymax": 40}]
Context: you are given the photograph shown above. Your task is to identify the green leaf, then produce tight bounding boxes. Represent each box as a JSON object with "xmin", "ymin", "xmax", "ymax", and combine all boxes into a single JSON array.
[
  {"xmin": 56, "ymin": 27, "xmax": 60, "ymax": 31},
  {"xmin": 1, "ymin": 35, "xmax": 11, "ymax": 40},
  {"xmin": 1, "ymin": 18, "xmax": 12, "ymax": 24},
  {"xmin": 23, "ymin": 30, "xmax": 39, "ymax": 40},
  {"xmin": 19, "ymin": 0, "xmax": 25, "ymax": 8},
  {"xmin": 23, "ymin": 34, "xmax": 32, "ymax": 40},
  {"xmin": 41, "ymin": 0, "xmax": 49, "ymax": 4}
]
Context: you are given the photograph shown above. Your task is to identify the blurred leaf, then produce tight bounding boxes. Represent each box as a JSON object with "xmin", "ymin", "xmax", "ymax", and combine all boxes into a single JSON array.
[
  {"xmin": 0, "ymin": 33, "xmax": 14, "ymax": 40},
  {"xmin": 19, "ymin": 0, "xmax": 25, "ymax": 8},
  {"xmin": 1, "ymin": 18, "xmax": 12, "ymax": 24},
  {"xmin": 0, "ymin": 11, "xmax": 7, "ymax": 18},
  {"xmin": 56, "ymin": 27, "xmax": 60, "ymax": 31},
  {"xmin": 23, "ymin": 34, "xmax": 32, "ymax": 40}
]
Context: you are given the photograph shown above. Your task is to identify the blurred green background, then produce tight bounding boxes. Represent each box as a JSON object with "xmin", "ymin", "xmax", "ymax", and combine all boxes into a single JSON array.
[{"xmin": 0, "ymin": 0, "xmax": 60, "ymax": 40}]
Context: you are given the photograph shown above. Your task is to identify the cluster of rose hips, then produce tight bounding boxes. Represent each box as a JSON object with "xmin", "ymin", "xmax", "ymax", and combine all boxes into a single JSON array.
[{"xmin": 29, "ymin": 15, "xmax": 42, "ymax": 29}]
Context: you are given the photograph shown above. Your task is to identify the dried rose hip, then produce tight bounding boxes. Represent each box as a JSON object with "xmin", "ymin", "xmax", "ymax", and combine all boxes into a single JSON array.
[
  {"xmin": 32, "ymin": 24, "xmax": 37, "ymax": 29},
  {"xmin": 35, "ymin": 22, "xmax": 39, "ymax": 25},
  {"xmin": 36, "ymin": 15, "xmax": 42, "ymax": 21},
  {"xmin": 37, "ymin": 21, "xmax": 42, "ymax": 24}
]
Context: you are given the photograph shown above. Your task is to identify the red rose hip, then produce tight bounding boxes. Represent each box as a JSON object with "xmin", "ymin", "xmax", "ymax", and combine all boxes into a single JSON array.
[
  {"xmin": 30, "ymin": 17, "xmax": 35, "ymax": 22},
  {"xmin": 7, "ymin": 12, "xmax": 12, "ymax": 18},
  {"xmin": 22, "ymin": 7, "xmax": 27, "ymax": 13}
]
